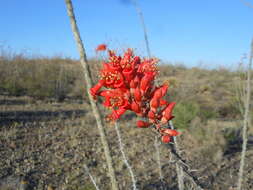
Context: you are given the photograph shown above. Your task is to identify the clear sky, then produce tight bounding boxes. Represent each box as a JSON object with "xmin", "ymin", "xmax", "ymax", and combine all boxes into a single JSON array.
[{"xmin": 0, "ymin": 0, "xmax": 253, "ymax": 68}]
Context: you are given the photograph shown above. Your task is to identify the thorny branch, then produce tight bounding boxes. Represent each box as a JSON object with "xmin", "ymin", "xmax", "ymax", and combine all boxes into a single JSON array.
[{"xmin": 161, "ymin": 122, "xmax": 205, "ymax": 190}]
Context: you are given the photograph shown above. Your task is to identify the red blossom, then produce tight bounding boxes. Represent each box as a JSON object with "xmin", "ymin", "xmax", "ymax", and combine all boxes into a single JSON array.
[
  {"xmin": 100, "ymin": 63, "xmax": 125, "ymax": 88},
  {"xmin": 108, "ymin": 50, "xmax": 122, "ymax": 70},
  {"xmin": 90, "ymin": 46, "xmax": 179, "ymax": 142},
  {"xmin": 99, "ymin": 89, "xmax": 129, "ymax": 109}
]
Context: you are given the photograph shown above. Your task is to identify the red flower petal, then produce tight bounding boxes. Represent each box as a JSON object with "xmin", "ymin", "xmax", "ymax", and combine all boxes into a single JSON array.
[
  {"xmin": 136, "ymin": 120, "xmax": 151, "ymax": 128},
  {"xmin": 140, "ymin": 74, "xmax": 153, "ymax": 93},
  {"xmin": 96, "ymin": 44, "xmax": 107, "ymax": 51},
  {"xmin": 160, "ymin": 129, "xmax": 180, "ymax": 136},
  {"xmin": 134, "ymin": 88, "xmax": 142, "ymax": 102},
  {"xmin": 150, "ymin": 97, "xmax": 160, "ymax": 112},
  {"xmin": 90, "ymin": 80, "xmax": 104, "ymax": 98},
  {"xmin": 131, "ymin": 101, "xmax": 141, "ymax": 113},
  {"xmin": 159, "ymin": 99, "xmax": 168, "ymax": 106},
  {"xmin": 107, "ymin": 108, "xmax": 127, "ymax": 121},
  {"xmin": 160, "ymin": 83, "xmax": 169, "ymax": 97},
  {"xmin": 148, "ymin": 110, "xmax": 156, "ymax": 120},
  {"xmin": 161, "ymin": 135, "xmax": 171, "ymax": 143},
  {"xmin": 122, "ymin": 69, "xmax": 135, "ymax": 82},
  {"xmin": 130, "ymin": 79, "xmax": 136, "ymax": 89},
  {"xmin": 161, "ymin": 102, "xmax": 176, "ymax": 123},
  {"xmin": 153, "ymin": 88, "xmax": 162, "ymax": 99}
]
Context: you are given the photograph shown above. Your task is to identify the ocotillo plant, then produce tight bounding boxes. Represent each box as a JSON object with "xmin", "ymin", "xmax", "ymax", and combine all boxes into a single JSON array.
[
  {"xmin": 237, "ymin": 39, "xmax": 253, "ymax": 190},
  {"xmin": 64, "ymin": 1, "xmax": 118, "ymax": 190},
  {"xmin": 90, "ymin": 45, "xmax": 205, "ymax": 189}
]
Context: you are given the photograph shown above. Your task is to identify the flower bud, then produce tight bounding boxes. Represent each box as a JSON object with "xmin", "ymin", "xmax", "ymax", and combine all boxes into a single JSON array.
[
  {"xmin": 131, "ymin": 101, "xmax": 141, "ymax": 113},
  {"xmin": 148, "ymin": 110, "xmax": 156, "ymax": 120},
  {"xmin": 90, "ymin": 80, "xmax": 104, "ymax": 98},
  {"xmin": 161, "ymin": 102, "xmax": 176, "ymax": 123},
  {"xmin": 150, "ymin": 97, "xmax": 160, "ymax": 112},
  {"xmin": 160, "ymin": 129, "xmax": 180, "ymax": 136},
  {"xmin": 161, "ymin": 135, "xmax": 171, "ymax": 143},
  {"xmin": 134, "ymin": 88, "xmax": 142, "ymax": 102},
  {"xmin": 136, "ymin": 120, "xmax": 151, "ymax": 128}
]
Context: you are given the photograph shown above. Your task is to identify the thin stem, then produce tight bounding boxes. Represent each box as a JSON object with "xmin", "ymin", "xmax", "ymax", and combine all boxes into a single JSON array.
[
  {"xmin": 237, "ymin": 39, "xmax": 253, "ymax": 190},
  {"xmin": 114, "ymin": 122, "xmax": 137, "ymax": 190},
  {"xmin": 64, "ymin": 1, "xmax": 118, "ymax": 189},
  {"xmin": 162, "ymin": 121, "xmax": 204, "ymax": 190},
  {"xmin": 154, "ymin": 136, "xmax": 163, "ymax": 182},
  {"xmin": 169, "ymin": 121, "xmax": 184, "ymax": 190},
  {"xmin": 131, "ymin": 0, "xmax": 151, "ymax": 58},
  {"xmin": 84, "ymin": 164, "xmax": 100, "ymax": 190}
]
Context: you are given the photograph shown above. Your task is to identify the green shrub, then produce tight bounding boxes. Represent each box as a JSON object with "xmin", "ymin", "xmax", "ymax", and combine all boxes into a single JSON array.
[
  {"xmin": 173, "ymin": 101, "xmax": 200, "ymax": 129},
  {"xmin": 199, "ymin": 109, "xmax": 219, "ymax": 121},
  {"xmin": 0, "ymin": 56, "xmax": 86, "ymax": 100}
]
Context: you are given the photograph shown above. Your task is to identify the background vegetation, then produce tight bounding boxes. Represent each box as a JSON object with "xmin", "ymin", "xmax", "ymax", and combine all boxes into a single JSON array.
[{"xmin": 0, "ymin": 51, "xmax": 253, "ymax": 189}]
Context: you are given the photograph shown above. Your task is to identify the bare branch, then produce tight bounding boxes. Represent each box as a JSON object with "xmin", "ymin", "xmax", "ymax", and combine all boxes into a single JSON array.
[
  {"xmin": 115, "ymin": 122, "xmax": 137, "ymax": 190},
  {"xmin": 131, "ymin": 0, "xmax": 151, "ymax": 58},
  {"xmin": 169, "ymin": 121, "xmax": 185, "ymax": 190},
  {"xmin": 161, "ymin": 121, "xmax": 205, "ymax": 190},
  {"xmin": 64, "ymin": 1, "xmax": 118, "ymax": 189}
]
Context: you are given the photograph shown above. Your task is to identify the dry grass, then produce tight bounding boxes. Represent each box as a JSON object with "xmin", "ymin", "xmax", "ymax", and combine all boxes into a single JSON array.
[
  {"xmin": 0, "ymin": 95, "xmax": 253, "ymax": 189},
  {"xmin": 1, "ymin": 53, "xmax": 251, "ymax": 121},
  {"xmin": 0, "ymin": 52, "xmax": 253, "ymax": 189}
]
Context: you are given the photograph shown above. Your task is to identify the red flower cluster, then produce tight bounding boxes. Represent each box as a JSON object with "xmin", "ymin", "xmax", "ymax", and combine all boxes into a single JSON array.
[{"xmin": 90, "ymin": 46, "xmax": 179, "ymax": 143}]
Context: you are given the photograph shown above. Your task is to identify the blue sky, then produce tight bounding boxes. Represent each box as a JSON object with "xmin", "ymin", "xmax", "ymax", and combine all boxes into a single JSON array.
[{"xmin": 0, "ymin": 0, "xmax": 252, "ymax": 68}]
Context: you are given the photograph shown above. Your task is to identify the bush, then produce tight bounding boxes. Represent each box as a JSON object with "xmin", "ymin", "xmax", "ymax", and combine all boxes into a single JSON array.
[
  {"xmin": 0, "ymin": 55, "xmax": 86, "ymax": 100},
  {"xmin": 199, "ymin": 108, "xmax": 219, "ymax": 121},
  {"xmin": 173, "ymin": 101, "xmax": 200, "ymax": 129}
]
